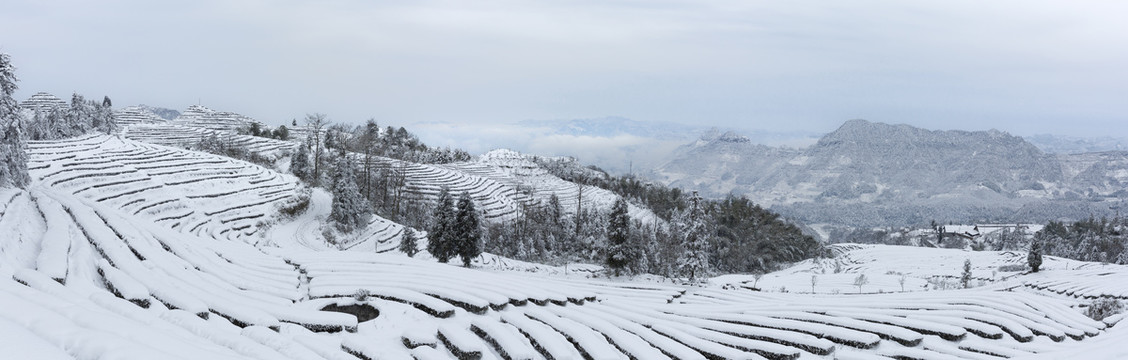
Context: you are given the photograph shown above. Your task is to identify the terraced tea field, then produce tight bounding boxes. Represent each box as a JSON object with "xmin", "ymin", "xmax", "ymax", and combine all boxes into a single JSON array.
[{"xmin": 2, "ymin": 133, "xmax": 1126, "ymax": 359}]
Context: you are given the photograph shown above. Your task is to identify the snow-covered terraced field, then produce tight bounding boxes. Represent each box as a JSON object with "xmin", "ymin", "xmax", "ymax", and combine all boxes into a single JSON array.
[
  {"xmin": 173, "ymin": 104, "xmax": 261, "ymax": 132},
  {"xmin": 5, "ymin": 132, "xmax": 1128, "ymax": 359},
  {"xmin": 1021, "ymin": 269, "xmax": 1128, "ymax": 300},
  {"xmin": 124, "ymin": 124, "xmax": 296, "ymax": 160},
  {"xmin": 114, "ymin": 106, "xmax": 169, "ymax": 126},
  {"xmin": 125, "ymin": 120, "xmax": 658, "ymax": 232},
  {"xmin": 2, "ymin": 174, "xmax": 1125, "ymax": 360},
  {"xmin": 26, "ymin": 134, "xmax": 300, "ymax": 243},
  {"xmin": 444, "ymin": 149, "xmax": 661, "ymax": 224}
]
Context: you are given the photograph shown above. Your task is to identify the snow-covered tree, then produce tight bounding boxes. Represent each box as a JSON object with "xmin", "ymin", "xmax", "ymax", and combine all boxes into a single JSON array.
[
  {"xmin": 0, "ymin": 53, "xmax": 29, "ymax": 189},
  {"xmin": 454, "ymin": 192, "xmax": 482, "ymax": 267},
  {"xmin": 304, "ymin": 113, "xmax": 330, "ymax": 186},
  {"xmin": 961, "ymin": 258, "xmax": 972, "ymax": 288},
  {"xmin": 427, "ymin": 188, "xmax": 456, "ymax": 263},
  {"xmin": 359, "ymin": 119, "xmax": 379, "ymax": 200},
  {"xmin": 328, "ymin": 151, "xmax": 371, "ymax": 234},
  {"xmin": 399, "ymin": 227, "xmax": 419, "ymax": 257},
  {"xmin": 853, "ymin": 273, "xmax": 869, "ymax": 293},
  {"xmin": 752, "ymin": 272, "xmax": 764, "ymax": 290},
  {"xmin": 291, "ymin": 139, "xmax": 312, "ymax": 183},
  {"xmin": 1028, "ymin": 238, "xmax": 1043, "ymax": 272},
  {"xmin": 92, "ymin": 97, "xmax": 117, "ymax": 134},
  {"xmin": 65, "ymin": 93, "xmax": 92, "ymax": 137},
  {"xmin": 605, "ymin": 197, "xmax": 631, "ymax": 276},
  {"xmin": 677, "ymin": 191, "xmax": 711, "ymax": 281}
]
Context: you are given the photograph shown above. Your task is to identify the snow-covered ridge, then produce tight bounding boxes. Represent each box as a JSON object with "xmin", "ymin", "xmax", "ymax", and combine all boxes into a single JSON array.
[
  {"xmin": 114, "ymin": 106, "xmax": 170, "ymax": 126},
  {"xmin": 173, "ymin": 104, "xmax": 263, "ymax": 132},
  {"xmin": 654, "ymin": 119, "xmax": 1128, "ymax": 227}
]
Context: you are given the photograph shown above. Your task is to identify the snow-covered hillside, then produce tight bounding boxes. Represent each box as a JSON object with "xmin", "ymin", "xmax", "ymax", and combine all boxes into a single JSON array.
[
  {"xmin": 0, "ymin": 113, "xmax": 1125, "ymax": 359},
  {"xmin": 3, "ymin": 139, "xmax": 1128, "ymax": 360},
  {"xmin": 652, "ymin": 120, "xmax": 1128, "ymax": 228},
  {"xmin": 124, "ymin": 119, "xmax": 657, "ymax": 228}
]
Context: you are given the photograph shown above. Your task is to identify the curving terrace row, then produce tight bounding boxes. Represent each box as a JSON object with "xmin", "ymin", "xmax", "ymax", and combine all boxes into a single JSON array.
[{"xmin": 27, "ymin": 135, "xmax": 301, "ymax": 243}]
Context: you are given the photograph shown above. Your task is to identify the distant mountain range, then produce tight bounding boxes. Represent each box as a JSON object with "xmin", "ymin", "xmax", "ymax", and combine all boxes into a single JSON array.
[
  {"xmin": 1024, "ymin": 134, "xmax": 1128, "ymax": 154},
  {"xmin": 650, "ymin": 119, "xmax": 1128, "ymax": 227}
]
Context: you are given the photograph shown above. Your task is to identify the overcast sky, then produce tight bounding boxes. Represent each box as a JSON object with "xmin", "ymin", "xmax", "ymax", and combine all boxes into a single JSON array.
[{"xmin": 2, "ymin": 0, "xmax": 1126, "ymax": 139}]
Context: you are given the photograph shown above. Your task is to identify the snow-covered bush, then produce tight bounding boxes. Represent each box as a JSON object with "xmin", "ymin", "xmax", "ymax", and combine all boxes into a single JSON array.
[
  {"xmin": 353, "ymin": 289, "xmax": 371, "ymax": 301},
  {"xmin": 277, "ymin": 188, "xmax": 311, "ymax": 218},
  {"xmin": 1085, "ymin": 298, "xmax": 1124, "ymax": 321}
]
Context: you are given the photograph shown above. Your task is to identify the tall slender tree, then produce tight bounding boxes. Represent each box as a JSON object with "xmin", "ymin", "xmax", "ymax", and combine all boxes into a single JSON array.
[
  {"xmin": 360, "ymin": 119, "xmax": 379, "ymax": 200},
  {"xmin": 678, "ymin": 191, "xmax": 711, "ymax": 281},
  {"xmin": 961, "ymin": 258, "xmax": 972, "ymax": 288},
  {"xmin": 329, "ymin": 150, "xmax": 371, "ymax": 234},
  {"xmin": 454, "ymin": 192, "xmax": 482, "ymax": 267},
  {"xmin": 605, "ymin": 197, "xmax": 631, "ymax": 276},
  {"xmin": 428, "ymin": 188, "xmax": 456, "ymax": 262},
  {"xmin": 1028, "ymin": 238, "xmax": 1043, "ymax": 272},
  {"xmin": 0, "ymin": 53, "xmax": 29, "ymax": 189},
  {"xmin": 304, "ymin": 113, "xmax": 330, "ymax": 186},
  {"xmin": 291, "ymin": 139, "xmax": 312, "ymax": 183}
]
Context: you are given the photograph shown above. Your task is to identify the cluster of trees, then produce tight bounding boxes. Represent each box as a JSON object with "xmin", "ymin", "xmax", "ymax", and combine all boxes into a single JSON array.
[
  {"xmin": 524, "ymin": 157, "xmax": 822, "ymax": 277},
  {"xmin": 481, "ymin": 194, "xmax": 600, "ymax": 268},
  {"xmin": 240, "ymin": 122, "xmax": 289, "ymax": 140},
  {"xmin": 290, "ymin": 115, "xmax": 469, "ymax": 230},
  {"xmin": 0, "ymin": 53, "xmax": 29, "ymax": 189},
  {"xmin": 1033, "ymin": 217, "xmax": 1128, "ymax": 265},
  {"xmin": 482, "ymin": 185, "xmax": 819, "ymax": 279},
  {"xmin": 426, "ymin": 188, "xmax": 482, "ymax": 267},
  {"xmin": 321, "ymin": 118, "xmax": 471, "ymax": 165},
  {"xmin": 193, "ymin": 134, "xmax": 274, "ymax": 168},
  {"xmin": 24, "ymin": 93, "xmax": 117, "ymax": 140}
]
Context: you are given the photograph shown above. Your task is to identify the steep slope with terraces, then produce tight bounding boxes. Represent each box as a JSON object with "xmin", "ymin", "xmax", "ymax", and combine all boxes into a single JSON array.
[
  {"xmin": 3, "ymin": 106, "xmax": 1125, "ymax": 359},
  {"xmin": 2, "ymin": 156, "xmax": 1126, "ymax": 359},
  {"xmin": 121, "ymin": 106, "xmax": 660, "ymax": 236}
]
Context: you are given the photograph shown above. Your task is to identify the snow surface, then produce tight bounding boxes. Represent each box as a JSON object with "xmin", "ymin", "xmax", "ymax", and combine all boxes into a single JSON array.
[{"xmin": 1, "ymin": 133, "xmax": 1127, "ymax": 359}]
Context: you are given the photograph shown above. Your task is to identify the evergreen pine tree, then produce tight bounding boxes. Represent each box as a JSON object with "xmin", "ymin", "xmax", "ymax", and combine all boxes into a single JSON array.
[
  {"xmin": 678, "ymin": 191, "xmax": 711, "ymax": 281},
  {"xmin": 93, "ymin": 98, "xmax": 117, "ymax": 134},
  {"xmin": 605, "ymin": 197, "xmax": 631, "ymax": 276},
  {"xmin": 1028, "ymin": 238, "xmax": 1043, "ymax": 272},
  {"xmin": 291, "ymin": 140, "xmax": 312, "ymax": 183},
  {"xmin": 328, "ymin": 150, "xmax": 371, "ymax": 234},
  {"xmin": 0, "ymin": 53, "xmax": 29, "ymax": 189},
  {"xmin": 65, "ymin": 93, "xmax": 91, "ymax": 137},
  {"xmin": 428, "ymin": 188, "xmax": 456, "ymax": 263},
  {"xmin": 454, "ymin": 192, "xmax": 482, "ymax": 267},
  {"xmin": 961, "ymin": 258, "xmax": 972, "ymax": 288},
  {"xmin": 399, "ymin": 227, "xmax": 419, "ymax": 257}
]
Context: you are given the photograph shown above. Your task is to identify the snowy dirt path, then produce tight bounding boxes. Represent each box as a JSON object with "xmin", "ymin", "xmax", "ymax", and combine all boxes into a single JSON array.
[{"xmin": 263, "ymin": 188, "xmax": 332, "ymax": 250}]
